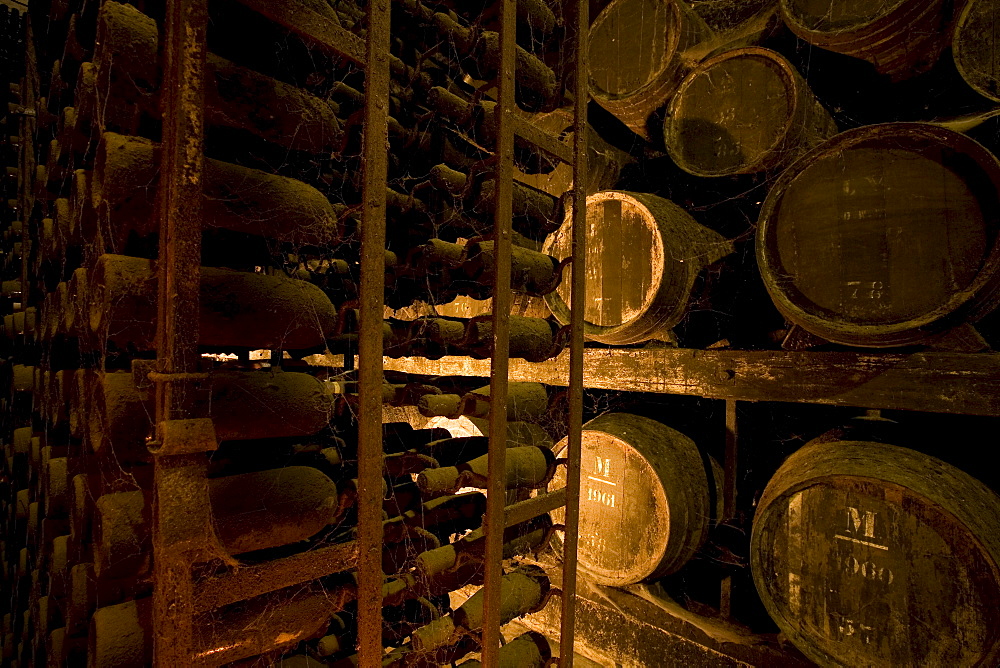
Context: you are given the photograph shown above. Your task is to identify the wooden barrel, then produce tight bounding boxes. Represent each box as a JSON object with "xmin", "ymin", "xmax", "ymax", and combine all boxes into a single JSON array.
[
  {"xmin": 550, "ymin": 413, "xmax": 711, "ymax": 586},
  {"xmin": 756, "ymin": 123, "xmax": 1000, "ymax": 347},
  {"xmin": 751, "ymin": 440, "xmax": 1000, "ymax": 666},
  {"xmin": 543, "ymin": 191, "xmax": 732, "ymax": 344},
  {"xmin": 954, "ymin": 0, "xmax": 1000, "ymax": 102},
  {"xmin": 664, "ymin": 47, "xmax": 837, "ymax": 176},
  {"xmin": 588, "ymin": 0, "xmax": 712, "ymax": 140},
  {"xmin": 780, "ymin": 0, "xmax": 953, "ymax": 80}
]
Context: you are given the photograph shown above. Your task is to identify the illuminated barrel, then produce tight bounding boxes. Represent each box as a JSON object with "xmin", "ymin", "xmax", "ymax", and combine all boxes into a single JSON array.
[
  {"xmin": 751, "ymin": 440, "xmax": 1000, "ymax": 666},
  {"xmin": 544, "ymin": 191, "xmax": 732, "ymax": 344},
  {"xmin": 551, "ymin": 413, "xmax": 711, "ymax": 586}
]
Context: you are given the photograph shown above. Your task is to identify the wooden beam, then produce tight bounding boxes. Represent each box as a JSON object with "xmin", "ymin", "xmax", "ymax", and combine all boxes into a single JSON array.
[
  {"xmin": 384, "ymin": 348, "xmax": 1000, "ymax": 416},
  {"xmin": 522, "ymin": 576, "xmax": 813, "ymax": 668}
]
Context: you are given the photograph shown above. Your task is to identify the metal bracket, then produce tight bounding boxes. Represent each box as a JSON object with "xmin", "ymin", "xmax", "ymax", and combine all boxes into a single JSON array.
[{"xmin": 150, "ymin": 418, "xmax": 219, "ymax": 455}]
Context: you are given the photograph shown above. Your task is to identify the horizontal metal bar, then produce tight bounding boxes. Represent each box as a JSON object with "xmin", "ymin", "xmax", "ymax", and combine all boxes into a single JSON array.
[
  {"xmin": 506, "ymin": 489, "xmax": 567, "ymax": 528},
  {"xmin": 193, "ymin": 541, "xmax": 358, "ymax": 613},
  {"xmin": 233, "ymin": 0, "xmax": 366, "ymax": 65},
  {"xmin": 512, "ymin": 116, "xmax": 574, "ymax": 165}
]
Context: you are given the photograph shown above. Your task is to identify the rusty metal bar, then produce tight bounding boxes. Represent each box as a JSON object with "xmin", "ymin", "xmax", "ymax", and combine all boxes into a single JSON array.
[
  {"xmin": 505, "ymin": 489, "xmax": 567, "ymax": 528},
  {"xmin": 511, "ymin": 116, "xmax": 574, "ymax": 164},
  {"xmin": 150, "ymin": 0, "xmax": 210, "ymax": 665},
  {"xmin": 193, "ymin": 541, "xmax": 359, "ymax": 613},
  {"xmin": 720, "ymin": 399, "xmax": 739, "ymax": 617},
  {"xmin": 723, "ymin": 399, "xmax": 738, "ymax": 520},
  {"xmin": 356, "ymin": 0, "xmax": 392, "ymax": 664},
  {"xmin": 560, "ymin": 0, "xmax": 589, "ymax": 663},
  {"xmin": 481, "ymin": 0, "xmax": 517, "ymax": 662}
]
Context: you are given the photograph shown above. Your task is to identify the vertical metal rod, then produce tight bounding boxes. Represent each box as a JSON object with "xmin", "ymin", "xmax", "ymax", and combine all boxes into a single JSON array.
[
  {"xmin": 720, "ymin": 399, "xmax": 739, "ymax": 617},
  {"xmin": 481, "ymin": 0, "xmax": 517, "ymax": 662},
  {"xmin": 559, "ymin": 1, "xmax": 588, "ymax": 664},
  {"xmin": 151, "ymin": 0, "xmax": 207, "ymax": 664},
  {"xmin": 356, "ymin": 0, "xmax": 391, "ymax": 664},
  {"xmin": 723, "ymin": 399, "xmax": 738, "ymax": 520}
]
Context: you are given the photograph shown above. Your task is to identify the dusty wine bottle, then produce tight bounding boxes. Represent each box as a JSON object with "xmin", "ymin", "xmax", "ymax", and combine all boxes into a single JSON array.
[
  {"xmin": 410, "ymin": 565, "xmax": 550, "ymax": 651},
  {"xmin": 92, "ymin": 1, "xmax": 344, "ymax": 155},
  {"xmin": 88, "ymin": 584, "xmax": 346, "ymax": 668},
  {"xmin": 93, "ymin": 466, "xmax": 339, "ymax": 579},
  {"xmin": 417, "ymin": 445, "xmax": 557, "ymax": 496},
  {"xmin": 457, "ymin": 631, "xmax": 551, "ymax": 668},
  {"xmin": 93, "ymin": 132, "xmax": 340, "ymax": 249},
  {"xmin": 415, "ymin": 515, "xmax": 553, "ymax": 584},
  {"xmin": 418, "ymin": 382, "xmax": 550, "ymax": 422},
  {"xmin": 88, "ymin": 369, "xmax": 335, "ymax": 462},
  {"xmin": 88, "ymin": 254, "xmax": 339, "ymax": 351},
  {"xmin": 383, "ymin": 492, "xmax": 488, "ymax": 544},
  {"xmin": 428, "ymin": 163, "xmax": 560, "ymax": 239}
]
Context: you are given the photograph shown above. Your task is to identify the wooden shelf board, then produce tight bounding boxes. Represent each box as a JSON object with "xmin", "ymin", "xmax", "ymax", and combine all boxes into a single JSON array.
[{"xmin": 384, "ymin": 348, "xmax": 1000, "ymax": 416}]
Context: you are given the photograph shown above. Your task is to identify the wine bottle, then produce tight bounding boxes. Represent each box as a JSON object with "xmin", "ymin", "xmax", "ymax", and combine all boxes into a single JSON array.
[
  {"xmin": 93, "ymin": 466, "xmax": 340, "ymax": 579},
  {"xmin": 415, "ymin": 515, "xmax": 553, "ymax": 587},
  {"xmin": 457, "ymin": 631, "xmax": 551, "ymax": 668},
  {"xmin": 395, "ymin": 2, "xmax": 560, "ymax": 111},
  {"xmin": 416, "ymin": 445, "xmax": 557, "ymax": 497},
  {"xmin": 88, "ymin": 254, "xmax": 339, "ymax": 351},
  {"xmin": 428, "ymin": 163, "xmax": 560, "ymax": 239},
  {"xmin": 410, "ymin": 565, "xmax": 550, "ymax": 651},
  {"xmin": 93, "ymin": 132, "xmax": 340, "ymax": 250},
  {"xmin": 90, "ymin": 1, "xmax": 344, "ymax": 155},
  {"xmin": 89, "ymin": 583, "xmax": 345, "ymax": 667},
  {"xmin": 383, "ymin": 492, "xmax": 487, "ymax": 544},
  {"xmin": 418, "ymin": 382, "xmax": 549, "ymax": 422},
  {"xmin": 87, "ymin": 368, "xmax": 335, "ymax": 463}
]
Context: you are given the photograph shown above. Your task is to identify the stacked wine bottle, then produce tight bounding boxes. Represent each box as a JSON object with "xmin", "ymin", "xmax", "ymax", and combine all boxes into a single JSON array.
[{"xmin": 0, "ymin": 0, "xmax": 590, "ymax": 665}]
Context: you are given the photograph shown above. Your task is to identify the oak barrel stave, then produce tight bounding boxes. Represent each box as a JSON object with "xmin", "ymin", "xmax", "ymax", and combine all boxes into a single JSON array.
[{"xmin": 780, "ymin": 0, "xmax": 956, "ymax": 80}]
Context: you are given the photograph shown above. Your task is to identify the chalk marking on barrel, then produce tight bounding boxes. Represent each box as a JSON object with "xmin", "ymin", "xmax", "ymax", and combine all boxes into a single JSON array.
[
  {"xmin": 834, "ymin": 535, "xmax": 889, "ymax": 550},
  {"xmin": 586, "ymin": 476, "xmax": 616, "ymax": 486}
]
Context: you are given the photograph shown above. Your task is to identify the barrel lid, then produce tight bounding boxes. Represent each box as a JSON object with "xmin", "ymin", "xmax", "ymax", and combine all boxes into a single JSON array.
[
  {"xmin": 665, "ymin": 47, "xmax": 800, "ymax": 176},
  {"xmin": 756, "ymin": 123, "xmax": 1000, "ymax": 346},
  {"xmin": 752, "ymin": 440, "xmax": 1000, "ymax": 667},
  {"xmin": 589, "ymin": 0, "xmax": 681, "ymax": 101},
  {"xmin": 545, "ymin": 191, "xmax": 730, "ymax": 344},
  {"xmin": 954, "ymin": 0, "xmax": 1000, "ymax": 103},
  {"xmin": 551, "ymin": 413, "xmax": 709, "ymax": 586},
  {"xmin": 544, "ymin": 192, "xmax": 662, "ymax": 336}
]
